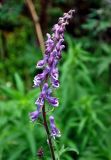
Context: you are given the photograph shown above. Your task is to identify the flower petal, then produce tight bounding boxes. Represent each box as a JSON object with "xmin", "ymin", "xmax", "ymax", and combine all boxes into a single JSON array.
[
  {"xmin": 51, "ymin": 67, "xmax": 59, "ymax": 80},
  {"xmin": 35, "ymin": 97, "xmax": 44, "ymax": 107},
  {"xmin": 46, "ymin": 96, "xmax": 59, "ymax": 107},
  {"xmin": 36, "ymin": 60, "xmax": 45, "ymax": 68},
  {"xmin": 51, "ymin": 77, "xmax": 59, "ymax": 88},
  {"xmin": 33, "ymin": 73, "xmax": 44, "ymax": 87},
  {"xmin": 29, "ymin": 110, "xmax": 41, "ymax": 122},
  {"xmin": 49, "ymin": 116, "xmax": 61, "ymax": 138}
]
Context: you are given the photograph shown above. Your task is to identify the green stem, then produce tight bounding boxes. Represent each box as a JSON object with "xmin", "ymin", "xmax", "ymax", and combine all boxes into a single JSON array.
[{"xmin": 42, "ymin": 104, "xmax": 56, "ymax": 160}]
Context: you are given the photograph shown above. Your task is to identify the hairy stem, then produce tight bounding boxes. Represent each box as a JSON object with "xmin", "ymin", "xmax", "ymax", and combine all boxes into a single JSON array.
[{"xmin": 42, "ymin": 104, "xmax": 56, "ymax": 160}]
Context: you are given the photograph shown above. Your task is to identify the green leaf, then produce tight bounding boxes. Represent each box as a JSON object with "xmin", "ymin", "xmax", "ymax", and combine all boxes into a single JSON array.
[
  {"xmin": 25, "ymin": 128, "xmax": 36, "ymax": 156},
  {"xmin": 14, "ymin": 73, "xmax": 25, "ymax": 95},
  {"xmin": 0, "ymin": 85, "xmax": 22, "ymax": 99},
  {"xmin": 8, "ymin": 145, "xmax": 26, "ymax": 160},
  {"xmin": 59, "ymin": 145, "xmax": 79, "ymax": 157}
]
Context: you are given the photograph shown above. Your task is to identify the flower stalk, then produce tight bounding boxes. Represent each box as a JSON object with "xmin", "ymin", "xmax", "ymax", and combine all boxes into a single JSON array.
[
  {"xmin": 29, "ymin": 9, "xmax": 75, "ymax": 160},
  {"xmin": 42, "ymin": 104, "xmax": 56, "ymax": 160}
]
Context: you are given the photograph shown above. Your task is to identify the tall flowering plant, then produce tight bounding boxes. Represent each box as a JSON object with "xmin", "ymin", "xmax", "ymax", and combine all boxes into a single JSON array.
[{"xmin": 30, "ymin": 9, "xmax": 75, "ymax": 160}]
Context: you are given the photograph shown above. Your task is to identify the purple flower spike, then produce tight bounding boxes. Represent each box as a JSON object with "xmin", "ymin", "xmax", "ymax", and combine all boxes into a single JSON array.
[
  {"xmin": 30, "ymin": 110, "xmax": 41, "ymax": 122},
  {"xmin": 49, "ymin": 116, "xmax": 61, "ymax": 139},
  {"xmin": 30, "ymin": 9, "xmax": 75, "ymax": 135},
  {"xmin": 33, "ymin": 9, "xmax": 75, "ymax": 89}
]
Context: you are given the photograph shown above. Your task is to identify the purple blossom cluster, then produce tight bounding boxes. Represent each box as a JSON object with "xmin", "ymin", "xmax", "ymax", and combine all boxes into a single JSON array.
[{"xmin": 30, "ymin": 9, "xmax": 75, "ymax": 138}]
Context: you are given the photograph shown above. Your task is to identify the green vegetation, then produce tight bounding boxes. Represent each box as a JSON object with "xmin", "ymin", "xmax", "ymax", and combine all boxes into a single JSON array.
[{"xmin": 0, "ymin": 0, "xmax": 111, "ymax": 159}]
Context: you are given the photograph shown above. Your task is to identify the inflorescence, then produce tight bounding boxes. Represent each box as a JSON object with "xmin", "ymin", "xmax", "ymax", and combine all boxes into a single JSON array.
[{"xmin": 30, "ymin": 9, "xmax": 75, "ymax": 138}]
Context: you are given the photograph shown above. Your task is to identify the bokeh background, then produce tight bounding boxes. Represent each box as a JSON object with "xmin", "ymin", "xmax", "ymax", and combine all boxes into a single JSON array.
[{"xmin": 0, "ymin": 0, "xmax": 111, "ymax": 160}]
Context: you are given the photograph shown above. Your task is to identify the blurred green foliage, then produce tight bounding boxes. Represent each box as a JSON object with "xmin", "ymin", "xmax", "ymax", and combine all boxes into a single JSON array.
[{"xmin": 0, "ymin": 0, "xmax": 111, "ymax": 160}]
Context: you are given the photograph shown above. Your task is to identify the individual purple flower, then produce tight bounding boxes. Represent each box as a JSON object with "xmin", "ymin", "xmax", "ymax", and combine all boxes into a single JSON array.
[
  {"xmin": 35, "ymin": 83, "xmax": 48, "ymax": 106},
  {"xmin": 29, "ymin": 110, "xmax": 41, "ymax": 122},
  {"xmin": 36, "ymin": 54, "xmax": 49, "ymax": 69},
  {"xmin": 41, "ymin": 82, "xmax": 49, "ymax": 94},
  {"xmin": 49, "ymin": 116, "xmax": 61, "ymax": 139},
  {"xmin": 35, "ymin": 83, "xmax": 59, "ymax": 107},
  {"xmin": 44, "ymin": 84, "xmax": 59, "ymax": 106},
  {"xmin": 51, "ymin": 68, "xmax": 58, "ymax": 80},
  {"xmin": 51, "ymin": 63, "xmax": 59, "ymax": 80},
  {"xmin": 51, "ymin": 77, "xmax": 59, "ymax": 88},
  {"xmin": 48, "ymin": 52, "xmax": 55, "ymax": 66},
  {"xmin": 36, "ymin": 59, "xmax": 45, "ymax": 68},
  {"xmin": 33, "ymin": 66, "xmax": 50, "ymax": 87},
  {"xmin": 35, "ymin": 96, "xmax": 44, "ymax": 107},
  {"xmin": 30, "ymin": 101, "xmax": 43, "ymax": 122},
  {"xmin": 33, "ymin": 73, "xmax": 44, "ymax": 87},
  {"xmin": 47, "ymin": 96, "xmax": 59, "ymax": 107},
  {"xmin": 45, "ymin": 33, "xmax": 54, "ymax": 55}
]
